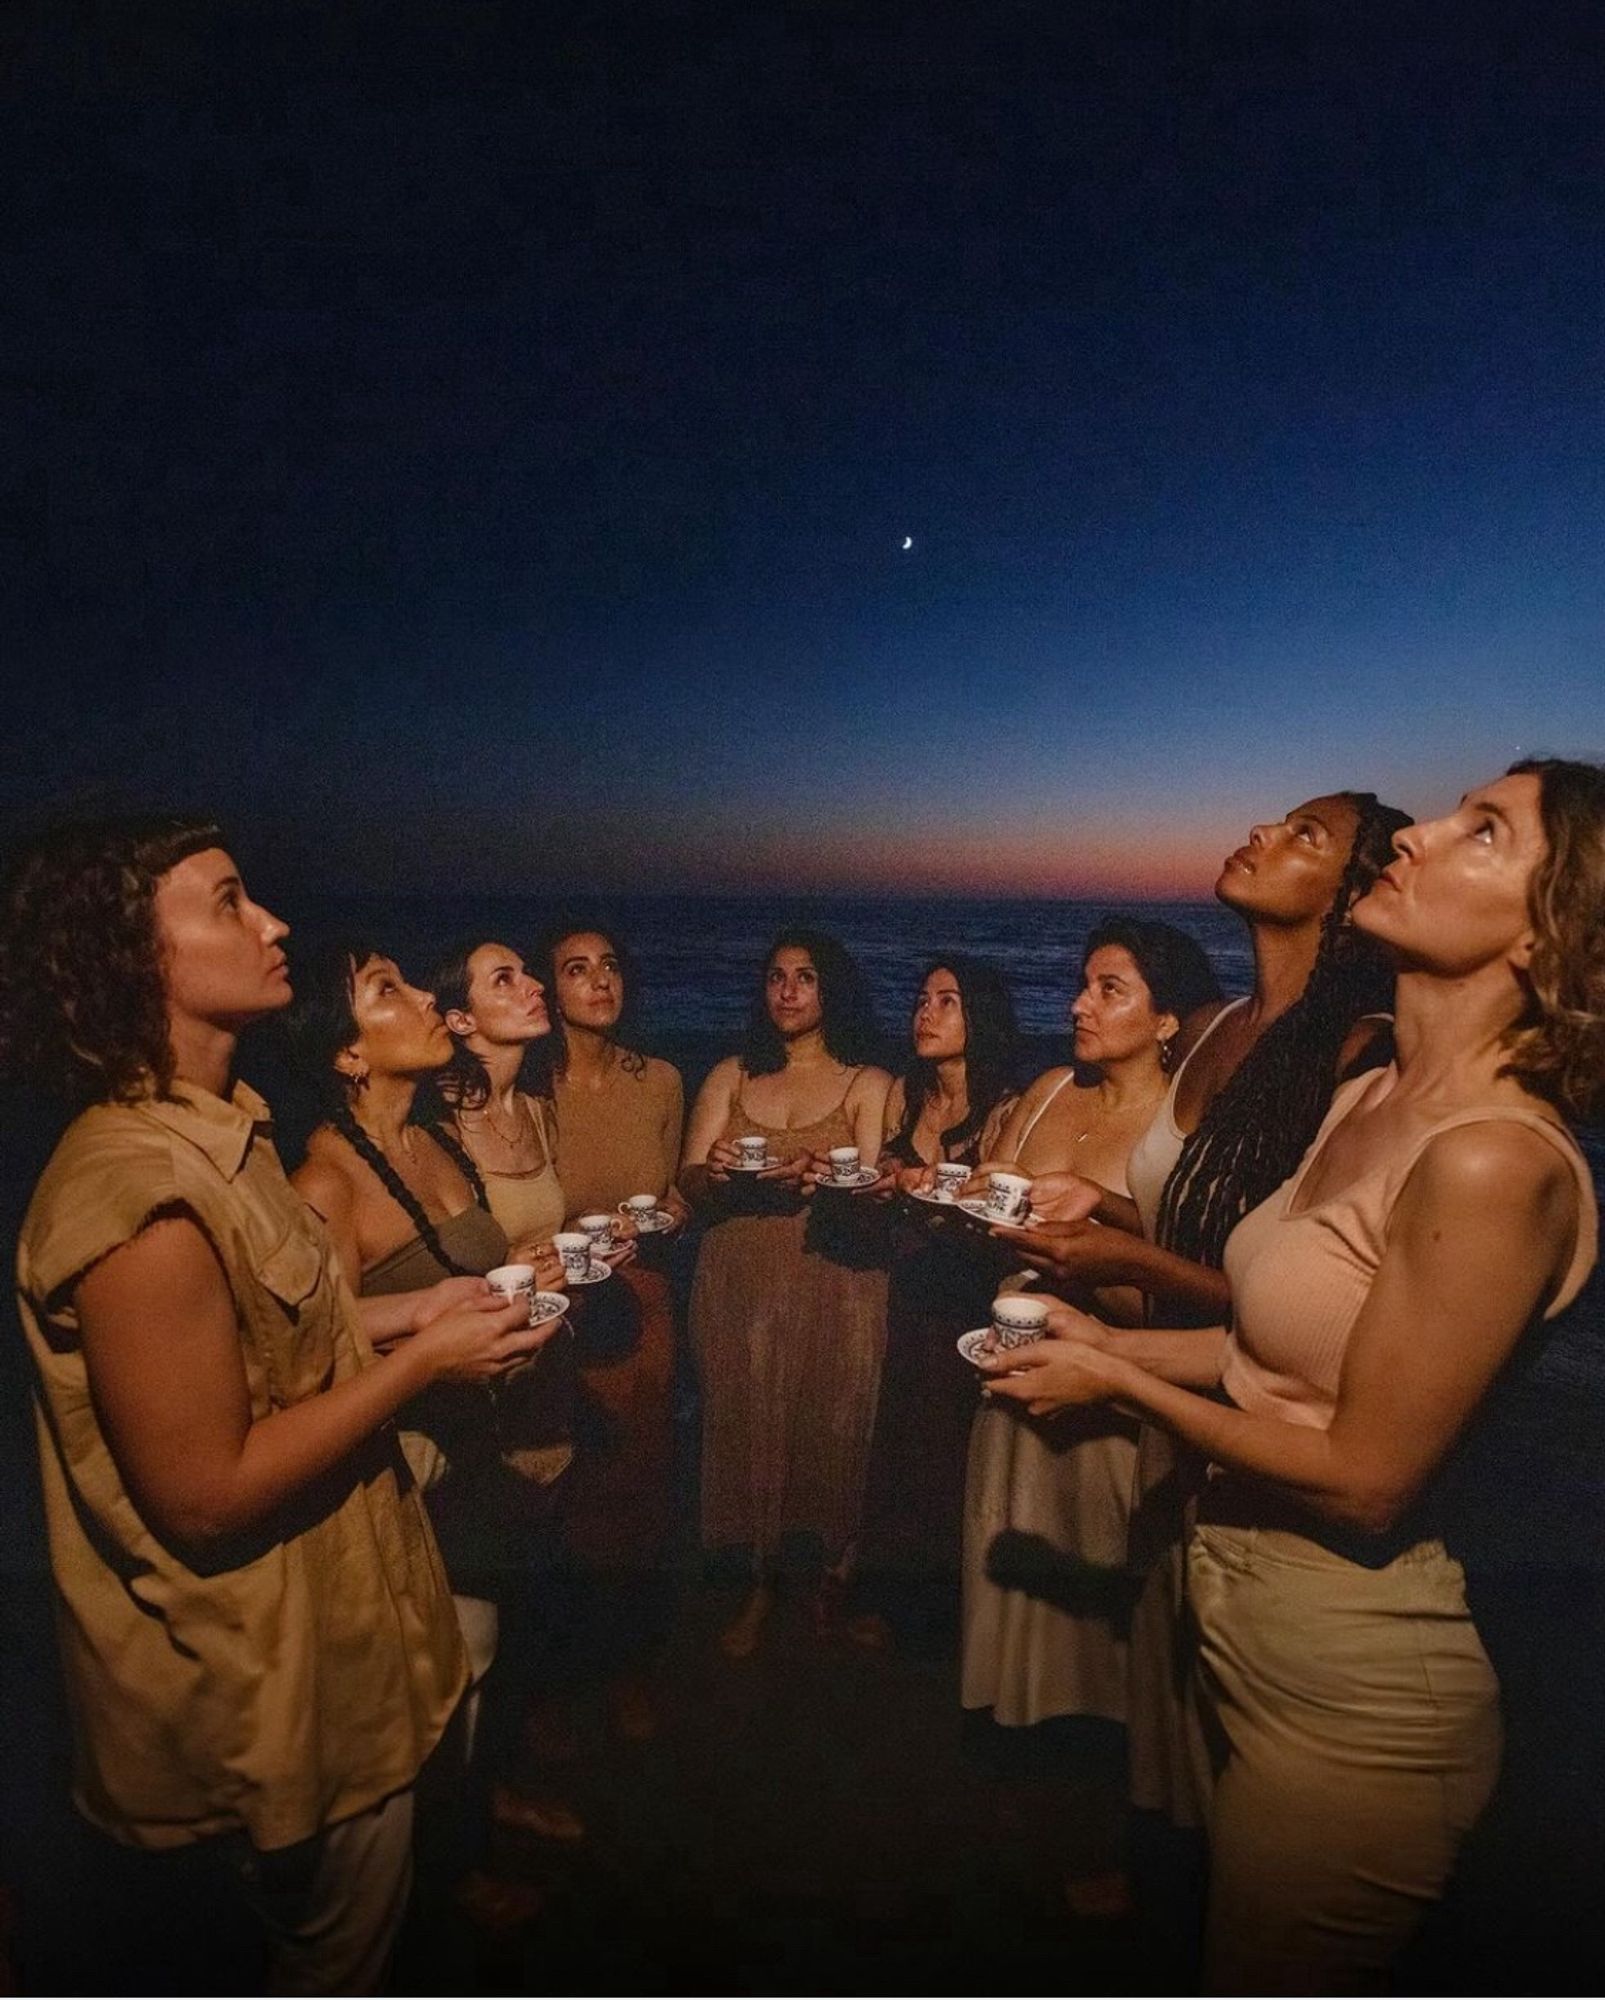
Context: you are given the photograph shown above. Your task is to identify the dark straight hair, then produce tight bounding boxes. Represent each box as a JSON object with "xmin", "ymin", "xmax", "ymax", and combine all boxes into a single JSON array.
[{"xmin": 890, "ymin": 956, "xmax": 1020, "ymax": 1159}]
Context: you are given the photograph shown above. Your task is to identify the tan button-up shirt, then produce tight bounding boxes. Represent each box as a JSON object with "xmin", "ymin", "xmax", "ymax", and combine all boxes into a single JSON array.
[{"xmin": 17, "ymin": 1080, "xmax": 467, "ymax": 1852}]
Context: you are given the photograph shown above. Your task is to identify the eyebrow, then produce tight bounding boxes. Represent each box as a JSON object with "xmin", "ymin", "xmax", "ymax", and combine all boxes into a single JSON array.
[
  {"xmin": 212, "ymin": 873, "xmax": 243, "ymax": 896},
  {"xmin": 1458, "ymin": 793, "xmax": 1514, "ymax": 827}
]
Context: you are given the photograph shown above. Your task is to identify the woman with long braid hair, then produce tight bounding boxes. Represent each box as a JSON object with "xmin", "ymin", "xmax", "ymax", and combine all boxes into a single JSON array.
[
  {"xmin": 990, "ymin": 790, "xmax": 1408, "ymax": 1929},
  {"xmin": 984, "ymin": 761, "xmax": 1603, "ymax": 1989},
  {"xmin": 286, "ymin": 939, "xmax": 570, "ymax": 1913}
]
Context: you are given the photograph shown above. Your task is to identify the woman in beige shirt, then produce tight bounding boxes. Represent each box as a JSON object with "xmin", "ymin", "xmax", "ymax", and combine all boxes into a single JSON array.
[
  {"xmin": 983, "ymin": 759, "xmax": 1605, "ymax": 1992},
  {"xmin": 0, "ymin": 817, "xmax": 543, "ymax": 1993}
]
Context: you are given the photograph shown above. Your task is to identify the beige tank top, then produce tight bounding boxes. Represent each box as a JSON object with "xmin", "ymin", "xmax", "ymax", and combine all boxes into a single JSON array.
[
  {"xmin": 459, "ymin": 1096, "xmax": 567, "ymax": 1244},
  {"xmin": 1222, "ymin": 1067, "xmax": 1599, "ymax": 1430}
]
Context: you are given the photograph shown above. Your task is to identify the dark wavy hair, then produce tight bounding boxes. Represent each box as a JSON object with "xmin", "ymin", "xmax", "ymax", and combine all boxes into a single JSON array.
[
  {"xmin": 1503, "ymin": 757, "xmax": 1605, "ymax": 1124},
  {"xmin": 890, "ymin": 956, "xmax": 1020, "ymax": 1159},
  {"xmin": 0, "ymin": 812, "xmax": 225, "ymax": 1105},
  {"xmin": 1080, "ymin": 917, "xmax": 1223, "ymax": 1050},
  {"xmin": 534, "ymin": 919, "xmax": 647, "ymax": 1081},
  {"xmin": 282, "ymin": 935, "xmax": 489, "ymax": 1278},
  {"xmin": 420, "ymin": 934, "xmax": 566, "ymax": 1117},
  {"xmin": 741, "ymin": 928, "xmax": 880, "ymax": 1076},
  {"xmin": 1157, "ymin": 790, "xmax": 1411, "ymax": 1271}
]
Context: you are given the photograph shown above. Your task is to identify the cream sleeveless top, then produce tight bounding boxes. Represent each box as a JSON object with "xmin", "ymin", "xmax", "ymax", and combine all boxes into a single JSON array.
[
  {"xmin": 458, "ymin": 1096, "xmax": 567, "ymax": 1245},
  {"xmin": 1221, "ymin": 1066, "xmax": 1599, "ymax": 1431},
  {"xmin": 1124, "ymin": 997, "xmax": 1248, "ymax": 1243}
]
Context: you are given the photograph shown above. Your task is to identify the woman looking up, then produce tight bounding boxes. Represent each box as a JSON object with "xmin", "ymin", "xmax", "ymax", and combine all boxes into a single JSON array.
[
  {"xmin": 287, "ymin": 943, "xmax": 572, "ymax": 1876},
  {"xmin": 540, "ymin": 924, "xmax": 686, "ymax": 1739},
  {"xmin": 991, "ymin": 791, "xmax": 1408, "ymax": 1868},
  {"xmin": 430, "ymin": 940, "xmax": 568, "ymax": 1259},
  {"xmin": 981, "ymin": 759, "xmax": 1604, "ymax": 1991},
  {"xmin": 0, "ymin": 820, "xmax": 537, "ymax": 1993},
  {"xmin": 681, "ymin": 930, "xmax": 891, "ymax": 1657},
  {"xmin": 848, "ymin": 957, "xmax": 1021, "ymax": 1650}
]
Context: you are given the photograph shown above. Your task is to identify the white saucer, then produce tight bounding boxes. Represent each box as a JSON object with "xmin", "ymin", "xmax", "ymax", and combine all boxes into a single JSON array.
[
  {"xmin": 819, "ymin": 1167, "xmax": 880, "ymax": 1191},
  {"xmin": 529, "ymin": 1291, "xmax": 569, "ymax": 1328},
  {"xmin": 908, "ymin": 1185, "xmax": 967, "ymax": 1207},
  {"xmin": 956, "ymin": 1327, "xmax": 1033, "ymax": 1369},
  {"xmin": 728, "ymin": 1156, "xmax": 784, "ymax": 1174},
  {"xmin": 618, "ymin": 1204, "xmax": 675, "ymax": 1233},
  {"xmin": 563, "ymin": 1261, "xmax": 614, "ymax": 1286},
  {"xmin": 956, "ymin": 1195, "xmax": 1046, "ymax": 1228}
]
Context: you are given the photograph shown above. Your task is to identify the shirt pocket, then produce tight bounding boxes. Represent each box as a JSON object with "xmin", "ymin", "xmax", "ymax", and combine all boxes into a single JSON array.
[{"xmin": 249, "ymin": 1226, "xmax": 339, "ymax": 1406}]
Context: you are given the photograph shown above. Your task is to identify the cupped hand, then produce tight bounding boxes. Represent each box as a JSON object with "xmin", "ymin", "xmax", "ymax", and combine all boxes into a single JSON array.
[
  {"xmin": 1025, "ymin": 1170, "xmax": 1106, "ymax": 1224},
  {"xmin": 413, "ymin": 1292, "xmax": 559, "ymax": 1385},
  {"xmin": 975, "ymin": 1336, "xmax": 1121, "ymax": 1416},
  {"xmin": 987, "ymin": 1217, "xmax": 1136, "ymax": 1288},
  {"xmin": 757, "ymin": 1151, "xmax": 811, "ymax": 1189},
  {"xmin": 704, "ymin": 1138, "xmax": 742, "ymax": 1183},
  {"xmin": 599, "ymin": 1237, "xmax": 638, "ymax": 1269},
  {"xmin": 508, "ymin": 1239, "xmax": 568, "ymax": 1293},
  {"xmin": 410, "ymin": 1273, "xmax": 494, "ymax": 1332}
]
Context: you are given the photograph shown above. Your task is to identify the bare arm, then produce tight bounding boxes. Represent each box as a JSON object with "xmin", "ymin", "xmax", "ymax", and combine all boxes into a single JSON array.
[
  {"xmin": 847, "ymin": 1067, "xmax": 893, "ymax": 1165},
  {"xmin": 984, "ymin": 1125, "xmax": 1578, "ymax": 1532},
  {"xmin": 990, "ymin": 1220, "xmax": 1233, "ymax": 1319},
  {"xmin": 75, "ymin": 1216, "xmax": 542, "ymax": 1549},
  {"xmin": 679, "ymin": 1056, "xmax": 743, "ymax": 1206}
]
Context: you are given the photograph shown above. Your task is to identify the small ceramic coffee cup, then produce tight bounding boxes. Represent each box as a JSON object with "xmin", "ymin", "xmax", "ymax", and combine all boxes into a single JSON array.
[
  {"xmin": 578, "ymin": 1211, "xmax": 616, "ymax": 1253},
  {"xmin": 989, "ymin": 1293, "xmax": 1050, "ymax": 1351},
  {"xmin": 622, "ymin": 1193, "xmax": 660, "ymax": 1225},
  {"xmin": 828, "ymin": 1145, "xmax": 861, "ymax": 1184},
  {"xmin": 553, "ymin": 1232, "xmax": 592, "ymax": 1281},
  {"xmin": 986, "ymin": 1170, "xmax": 1033, "ymax": 1223},
  {"xmin": 737, "ymin": 1135, "xmax": 769, "ymax": 1169},
  {"xmin": 486, "ymin": 1262, "xmax": 536, "ymax": 1322},
  {"xmin": 932, "ymin": 1161, "xmax": 970, "ymax": 1201}
]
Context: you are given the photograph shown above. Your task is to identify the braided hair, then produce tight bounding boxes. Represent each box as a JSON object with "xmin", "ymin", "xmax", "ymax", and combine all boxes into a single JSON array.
[
  {"xmin": 284, "ymin": 935, "xmax": 491, "ymax": 1280},
  {"xmin": 1156, "ymin": 792, "xmax": 1411, "ymax": 1272}
]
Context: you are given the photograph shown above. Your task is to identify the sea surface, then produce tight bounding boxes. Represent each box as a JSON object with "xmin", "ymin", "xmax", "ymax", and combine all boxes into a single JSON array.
[{"xmin": 286, "ymin": 891, "xmax": 1256, "ymax": 1090}]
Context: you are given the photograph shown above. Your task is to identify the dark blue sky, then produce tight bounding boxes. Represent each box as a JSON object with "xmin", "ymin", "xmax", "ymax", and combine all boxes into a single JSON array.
[{"xmin": 4, "ymin": 1, "xmax": 1601, "ymax": 893}]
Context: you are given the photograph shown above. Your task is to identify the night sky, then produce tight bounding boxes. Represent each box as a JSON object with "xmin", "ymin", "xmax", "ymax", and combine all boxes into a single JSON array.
[{"xmin": 4, "ymin": 1, "xmax": 1602, "ymax": 895}]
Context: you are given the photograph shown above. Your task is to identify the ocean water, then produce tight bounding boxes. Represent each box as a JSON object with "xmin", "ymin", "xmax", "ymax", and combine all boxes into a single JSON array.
[{"xmin": 285, "ymin": 891, "xmax": 1255, "ymax": 1088}]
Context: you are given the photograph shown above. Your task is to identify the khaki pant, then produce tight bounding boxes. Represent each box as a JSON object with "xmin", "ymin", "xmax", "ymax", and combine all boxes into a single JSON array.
[
  {"xmin": 1189, "ymin": 1523, "xmax": 1501, "ymax": 1995},
  {"xmin": 229, "ymin": 1788, "xmax": 415, "ymax": 1996}
]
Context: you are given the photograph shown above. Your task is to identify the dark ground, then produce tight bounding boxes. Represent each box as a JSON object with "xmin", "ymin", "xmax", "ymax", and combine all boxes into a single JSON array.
[{"xmin": 3, "ymin": 1116, "xmax": 1604, "ymax": 1995}]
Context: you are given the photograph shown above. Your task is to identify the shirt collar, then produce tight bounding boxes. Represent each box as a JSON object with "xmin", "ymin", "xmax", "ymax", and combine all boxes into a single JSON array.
[{"xmin": 142, "ymin": 1079, "xmax": 273, "ymax": 1181}]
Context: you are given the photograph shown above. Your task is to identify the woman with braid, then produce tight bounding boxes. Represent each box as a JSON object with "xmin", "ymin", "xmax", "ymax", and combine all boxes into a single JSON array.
[
  {"xmin": 285, "ymin": 941, "xmax": 570, "ymax": 1907},
  {"xmin": 990, "ymin": 791, "xmax": 1408, "ymax": 1923},
  {"xmin": 984, "ymin": 760, "xmax": 1603, "ymax": 1989}
]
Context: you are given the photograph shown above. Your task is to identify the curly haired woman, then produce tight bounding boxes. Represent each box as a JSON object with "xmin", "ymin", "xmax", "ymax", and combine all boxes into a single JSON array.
[{"xmin": 0, "ymin": 818, "xmax": 542, "ymax": 1993}]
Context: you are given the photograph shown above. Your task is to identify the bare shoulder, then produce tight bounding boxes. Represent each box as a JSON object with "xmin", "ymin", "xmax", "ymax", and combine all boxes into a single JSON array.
[
  {"xmin": 695, "ymin": 1054, "xmax": 743, "ymax": 1106},
  {"xmin": 1402, "ymin": 1117, "xmax": 1578, "ymax": 1222},
  {"xmin": 849, "ymin": 1064, "xmax": 894, "ymax": 1105},
  {"xmin": 1017, "ymin": 1064, "xmax": 1075, "ymax": 1107},
  {"xmin": 291, "ymin": 1137, "xmax": 357, "ymax": 1220}
]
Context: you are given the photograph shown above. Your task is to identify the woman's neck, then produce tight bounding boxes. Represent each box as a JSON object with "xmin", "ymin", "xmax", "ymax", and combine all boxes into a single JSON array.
[
  {"xmin": 1095, "ymin": 1046, "xmax": 1167, "ymax": 1111},
  {"xmin": 1245, "ymin": 915, "xmax": 1325, "ymax": 1029},
  {"xmin": 167, "ymin": 1015, "xmax": 238, "ymax": 1100},
  {"xmin": 782, "ymin": 1027, "xmax": 832, "ymax": 1068},
  {"xmin": 927, "ymin": 1053, "xmax": 968, "ymax": 1115},
  {"xmin": 561, "ymin": 1022, "xmax": 616, "ymax": 1087},
  {"xmin": 351, "ymin": 1071, "xmax": 420, "ymax": 1152},
  {"xmin": 471, "ymin": 1036, "xmax": 526, "ymax": 1107},
  {"xmin": 1388, "ymin": 965, "xmax": 1526, "ymax": 1106}
]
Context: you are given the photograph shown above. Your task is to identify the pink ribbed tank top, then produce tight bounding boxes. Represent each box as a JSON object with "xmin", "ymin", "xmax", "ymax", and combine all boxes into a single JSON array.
[{"xmin": 1221, "ymin": 1066, "xmax": 1598, "ymax": 1430}]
